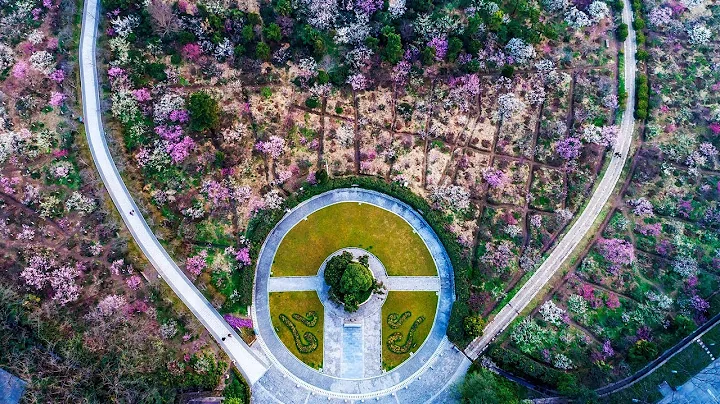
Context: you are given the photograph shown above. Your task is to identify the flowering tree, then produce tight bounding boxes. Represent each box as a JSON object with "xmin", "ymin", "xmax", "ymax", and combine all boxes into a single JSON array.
[
  {"xmin": 505, "ymin": 38, "xmax": 535, "ymax": 65},
  {"xmin": 482, "ymin": 167, "xmax": 507, "ymax": 188},
  {"xmin": 565, "ymin": 7, "xmax": 591, "ymax": 29},
  {"xmin": 20, "ymin": 255, "xmax": 81, "ymax": 305},
  {"xmin": 482, "ymin": 241, "xmax": 515, "ymax": 271},
  {"xmin": 597, "ymin": 238, "xmax": 635, "ymax": 268},
  {"xmin": 186, "ymin": 250, "xmax": 208, "ymax": 277},
  {"xmin": 427, "ymin": 37, "xmax": 448, "ymax": 61},
  {"xmin": 255, "ymin": 136, "xmax": 286, "ymax": 159},
  {"xmin": 648, "ymin": 7, "xmax": 673, "ymax": 27},
  {"xmin": 430, "ymin": 185, "xmax": 471, "ymax": 211},
  {"xmin": 539, "ymin": 300, "xmax": 566, "ymax": 326},
  {"xmin": 629, "ymin": 197, "xmax": 654, "ymax": 217},
  {"xmin": 587, "ymin": 1, "xmax": 610, "ymax": 23},
  {"xmin": 496, "ymin": 93, "xmax": 525, "ymax": 121},
  {"xmin": 687, "ymin": 24, "xmax": 712, "ymax": 46},
  {"xmin": 555, "ymin": 137, "xmax": 582, "ymax": 160}
]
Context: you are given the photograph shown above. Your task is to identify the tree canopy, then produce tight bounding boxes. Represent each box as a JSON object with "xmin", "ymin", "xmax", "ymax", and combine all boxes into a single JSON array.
[{"xmin": 187, "ymin": 91, "xmax": 219, "ymax": 133}]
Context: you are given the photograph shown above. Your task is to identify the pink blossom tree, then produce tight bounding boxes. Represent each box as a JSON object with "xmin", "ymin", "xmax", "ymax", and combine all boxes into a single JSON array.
[
  {"xmin": 186, "ymin": 250, "xmax": 208, "ymax": 277},
  {"xmin": 597, "ymin": 238, "xmax": 635, "ymax": 269}
]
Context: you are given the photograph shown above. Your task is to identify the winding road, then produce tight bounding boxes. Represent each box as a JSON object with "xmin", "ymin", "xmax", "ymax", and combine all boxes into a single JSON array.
[
  {"xmin": 465, "ymin": 0, "xmax": 638, "ymax": 359},
  {"xmin": 79, "ymin": 0, "xmax": 639, "ymax": 399},
  {"xmin": 79, "ymin": 0, "xmax": 268, "ymax": 385},
  {"xmin": 79, "ymin": 1, "xmax": 470, "ymax": 400}
]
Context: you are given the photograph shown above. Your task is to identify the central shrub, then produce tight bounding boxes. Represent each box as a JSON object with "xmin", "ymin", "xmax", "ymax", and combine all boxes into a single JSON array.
[{"xmin": 324, "ymin": 251, "xmax": 375, "ymax": 312}]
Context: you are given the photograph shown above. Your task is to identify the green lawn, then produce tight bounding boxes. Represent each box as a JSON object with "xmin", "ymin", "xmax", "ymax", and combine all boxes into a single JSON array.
[
  {"xmin": 272, "ymin": 202, "xmax": 436, "ymax": 277},
  {"xmin": 381, "ymin": 291, "xmax": 438, "ymax": 370},
  {"xmin": 269, "ymin": 291, "xmax": 324, "ymax": 369}
]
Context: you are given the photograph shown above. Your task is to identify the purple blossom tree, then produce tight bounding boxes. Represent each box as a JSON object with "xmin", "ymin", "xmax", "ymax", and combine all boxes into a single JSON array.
[
  {"xmin": 186, "ymin": 250, "xmax": 208, "ymax": 277},
  {"xmin": 427, "ymin": 37, "xmax": 448, "ymax": 61},
  {"xmin": 629, "ymin": 197, "xmax": 654, "ymax": 217},
  {"xmin": 255, "ymin": 136, "xmax": 286, "ymax": 159},
  {"xmin": 235, "ymin": 247, "xmax": 252, "ymax": 266},
  {"xmin": 597, "ymin": 238, "xmax": 635, "ymax": 269},
  {"xmin": 482, "ymin": 167, "xmax": 507, "ymax": 188},
  {"xmin": 555, "ymin": 137, "xmax": 582, "ymax": 160}
]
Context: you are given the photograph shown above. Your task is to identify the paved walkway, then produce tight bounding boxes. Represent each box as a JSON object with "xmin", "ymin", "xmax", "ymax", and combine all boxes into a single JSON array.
[
  {"xmin": 267, "ymin": 276, "xmax": 322, "ymax": 292},
  {"xmin": 251, "ymin": 189, "xmax": 468, "ymax": 400},
  {"xmin": 384, "ymin": 276, "xmax": 441, "ymax": 291},
  {"xmin": 659, "ymin": 358, "xmax": 720, "ymax": 404},
  {"xmin": 465, "ymin": 0, "xmax": 638, "ymax": 359},
  {"xmin": 79, "ymin": 0, "xmax": 268, "ymax": 384}
]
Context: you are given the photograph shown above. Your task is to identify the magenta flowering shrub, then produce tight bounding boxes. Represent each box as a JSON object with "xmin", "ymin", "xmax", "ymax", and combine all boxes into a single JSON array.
[
  {"xmin": 235, "ymin": 247, "xmax": 252, "ymax": 267},
  {"xmin": 555, "ymin": 137, "xmax": 582, "ymax": 160},
  {"xmin": 49, "ymin": 91, "xmax": 65, "ymax": 107},
  {"xmin": 182, "ymin": 43, "xmax": 203, "ymax": 61},
  {"xmin": 224, "ymin": 314, "xmax": 253, "ymax": 329},
  {"xmin": 186, "ymin": 250, "xmax": 208, "ymax": 277},
  {"xmin": 255, "ymin": 136, "xmax": 286, "ymax": 159},
  {"xmin": 596, "ymin": 238, "xmax": 635, "ymax": 268},
  {"xmin": 166, "ymin": 136, "xmax": 195, "ymax": 163}
]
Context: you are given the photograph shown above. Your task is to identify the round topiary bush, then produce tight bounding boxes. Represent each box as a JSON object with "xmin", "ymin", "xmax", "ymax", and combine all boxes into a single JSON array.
[{"xmin": 324, "ymin": 251, "xmax": 376, "ymax": 312}]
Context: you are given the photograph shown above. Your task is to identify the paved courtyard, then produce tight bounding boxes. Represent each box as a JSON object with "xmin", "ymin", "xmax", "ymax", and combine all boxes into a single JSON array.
[{"xmin": 250, "ymin": 188, "xmax": 469, "ymax": 402}]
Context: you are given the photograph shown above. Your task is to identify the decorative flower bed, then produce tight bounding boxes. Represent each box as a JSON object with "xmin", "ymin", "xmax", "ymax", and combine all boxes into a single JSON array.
[
  {"xmin": 292, "ymin": 311, "xmax": 319, "ymax": 328},
  {"xmin": 387, "ymin": 316, "xmax": 425, "ymax": 354},
  {"xmin": 279, "ymin": 313, "xmax": 319, "ymax": 354},
  {"xmin": 387, "ymin": 311, "xmax": 412, "ymax": 329}
]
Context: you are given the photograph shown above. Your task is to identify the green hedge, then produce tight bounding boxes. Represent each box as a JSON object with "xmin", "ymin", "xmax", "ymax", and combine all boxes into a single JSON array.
[
  {"xmin": 489, "ymin": 347, "xmax": 566, "ymax": 388},
  {"xmin": 635, "ymin": 74, "xmax": 649, "ymax": 120},
  {"xmin": 292, "ymin": 311, "xmax": 319, "ymax": 327},
  {"xmin": 245, "ymin": 174, "xmax": 474, "ymax": 347}
]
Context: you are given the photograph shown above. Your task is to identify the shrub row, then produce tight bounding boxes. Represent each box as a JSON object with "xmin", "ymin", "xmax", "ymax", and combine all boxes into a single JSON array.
[
  {"xmin": 387, "ymin": 316, "xmax": 425, "ymax": 354},
  {"xmin": 387, "ymin": 311, "xmax": 412, "ymax": 329},
  {"xmin": 292, "ymin": 311, "xmax": 318, "ymax": 328},
  {"xmin": 489, "ymin": 347, "xmax": 566, "ymax": 388},
  {"xmin": 635, "ymin": 74, "xmax": 649, "ymax": 120},
  {"xmin": 279, "ymin": 314, "xmax": 318, "ymax": 354},
  {"xmin": 630, "ymin": 0, "xmax": 647, "ymax": 47},
  {"xmin": 246, "ymin": 174, "xmax": 473, "ymax": 346}
]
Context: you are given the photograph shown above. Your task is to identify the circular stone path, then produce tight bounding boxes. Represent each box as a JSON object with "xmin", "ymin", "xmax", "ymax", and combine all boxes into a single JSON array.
[{"xmin": 251, "ymin": 188, "xmax": 469, "ymax": 401}]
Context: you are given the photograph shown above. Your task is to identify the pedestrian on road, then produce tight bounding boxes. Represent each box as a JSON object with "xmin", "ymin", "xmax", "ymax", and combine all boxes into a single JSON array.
[{"xmin": 129, "ymin": 209, "xmax": 135, "ymax": 216}]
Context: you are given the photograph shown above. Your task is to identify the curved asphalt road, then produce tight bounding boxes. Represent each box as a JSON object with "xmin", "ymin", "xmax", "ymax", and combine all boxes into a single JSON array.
[
  {"xmin": 79, "ymin": 0, "xmax": 268, "ymax": 384},
  {"xmin": 465, "ymin": 0, "xmax": 638, "ymax": 359}
]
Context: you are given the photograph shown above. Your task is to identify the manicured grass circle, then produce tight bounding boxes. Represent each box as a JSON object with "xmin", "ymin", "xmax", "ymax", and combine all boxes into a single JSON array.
[{"xmin": 271, "ymin": 202, "xmax": 437, "ymax": 277}]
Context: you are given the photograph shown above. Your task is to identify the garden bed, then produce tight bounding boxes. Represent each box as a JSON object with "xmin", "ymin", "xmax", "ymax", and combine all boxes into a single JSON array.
[
  {"xmin": 269, "ymin": 291, "xmax": 324, "ymax": 369},
  {"xmin": 381, "ymin": 291, "xmax": 438, "ymax": 370}
]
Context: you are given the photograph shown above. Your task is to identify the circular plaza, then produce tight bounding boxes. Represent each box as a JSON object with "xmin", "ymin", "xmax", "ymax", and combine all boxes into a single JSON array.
[{"xmin": 251, "ymin": 188, "xmax": 458, "ymax": 399}]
